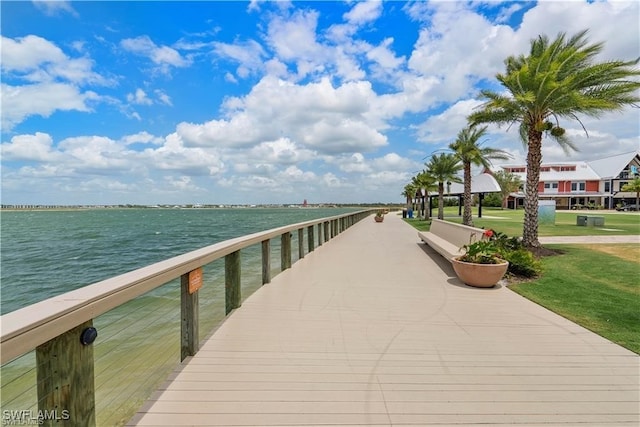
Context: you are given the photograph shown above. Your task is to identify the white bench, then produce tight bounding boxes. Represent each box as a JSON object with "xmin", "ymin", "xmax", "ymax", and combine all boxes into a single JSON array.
[{"xmin": 418, "ymin": 219, "xmax": 486, "ymax": 262}]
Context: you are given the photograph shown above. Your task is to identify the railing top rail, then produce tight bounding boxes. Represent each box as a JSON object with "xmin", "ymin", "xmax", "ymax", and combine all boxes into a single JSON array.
[{"xmin": 0, "ymin": 209, "xmax": 374, "ymax": 364}]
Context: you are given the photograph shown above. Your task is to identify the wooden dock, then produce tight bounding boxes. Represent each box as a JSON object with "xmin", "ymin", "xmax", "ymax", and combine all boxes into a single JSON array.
[{"xmin": 129, "ymin": 213, "xmax": 639, "ymax": 426}]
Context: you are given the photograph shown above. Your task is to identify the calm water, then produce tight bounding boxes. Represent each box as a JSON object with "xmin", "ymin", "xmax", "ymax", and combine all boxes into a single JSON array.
[{"xmin": 0, "ymin": 207, "xmax": 355, "ymax": 315}]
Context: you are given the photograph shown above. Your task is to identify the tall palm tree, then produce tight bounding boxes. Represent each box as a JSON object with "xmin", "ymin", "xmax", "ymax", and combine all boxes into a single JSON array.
[
  {"xmin": 492, "ymin": 170, "xmax": 522, "ymax": 209},
  {"xmin": 449, "ymin": 125, "xmax": 510, "ymax": 226},
  {"xmin": 621, "ymin": 177, "xmax": 640, "ymax": 210},
  {"xmin": 425, "ymin": 153, "xmax": 462, "ymax": 220},
  {"xmin": 468, "ymin": 30, "xmax": 640, "ymax": 247},
  {"xmin": 410, "ymin": 171, "xmax": 436, "ymax": 218},
  {"xmin": 402, "ymin": 183, "xmax": 417, "ymax": 208}
]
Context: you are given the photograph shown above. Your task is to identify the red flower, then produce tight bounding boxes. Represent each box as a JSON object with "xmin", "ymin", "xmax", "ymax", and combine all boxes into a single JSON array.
[{"xmin": 483, "ymin": 229, "xmax": 494, "ymax": 238}]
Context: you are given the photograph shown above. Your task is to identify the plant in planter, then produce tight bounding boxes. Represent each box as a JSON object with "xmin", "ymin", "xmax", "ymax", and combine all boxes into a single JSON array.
[
  {"xmin": 452, "ymin": 229, "xmax": 509, "ymax": 287},
  {"xmin": 374, "ymin": 210, "xmax": 384, "ymax": 222}
]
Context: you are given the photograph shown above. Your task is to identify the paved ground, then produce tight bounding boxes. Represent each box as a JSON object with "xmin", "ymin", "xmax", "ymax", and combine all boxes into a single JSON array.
[
  {"xmin": 130, "ymin": 213, "xmax": 639, "ymax": 426},
  {"xmin": 539, "ymin": 235, "xmax": 639, "ymax": 244}
]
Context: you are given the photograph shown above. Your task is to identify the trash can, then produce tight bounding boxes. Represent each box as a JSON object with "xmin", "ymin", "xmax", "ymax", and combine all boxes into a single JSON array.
[
  {"xmin": 576, "ymin": 215, "xmax": 587, "ymax": 226},
  {"xmin": 402, "ymin": 209, "xmax": 407, "ymax": 218}
]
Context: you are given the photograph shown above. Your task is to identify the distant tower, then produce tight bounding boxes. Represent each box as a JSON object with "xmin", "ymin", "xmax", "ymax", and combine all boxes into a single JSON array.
[{"xmin": 303, "ymin": 199, "xmax": 308, "ymax": 207}]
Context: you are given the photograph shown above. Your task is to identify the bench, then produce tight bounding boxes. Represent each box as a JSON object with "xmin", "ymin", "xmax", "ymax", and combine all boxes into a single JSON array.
[{"xmin": 418, "ymin": 219, "xmax": 486, "ymax": 262}]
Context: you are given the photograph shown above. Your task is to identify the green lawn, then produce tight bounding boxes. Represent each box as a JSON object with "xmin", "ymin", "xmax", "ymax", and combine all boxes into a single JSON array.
[
  {"xmin": 407, "ymin": 207, "xmax": 640, "ymax": 236},
  {"xmin": 510, "ymin": 244, "xmax": 640, "ymax": 354},
  {"xmin": 404, "ymin": 208, "xmax": 640, "ymax": 354}
]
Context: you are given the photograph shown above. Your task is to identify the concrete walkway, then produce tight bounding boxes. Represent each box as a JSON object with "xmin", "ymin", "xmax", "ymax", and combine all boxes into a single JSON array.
[{"xmin": 130, "ymin": 213, "xmax": 639, "ymax": 426}]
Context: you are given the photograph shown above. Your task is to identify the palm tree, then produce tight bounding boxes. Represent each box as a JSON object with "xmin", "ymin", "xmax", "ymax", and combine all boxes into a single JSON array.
[
  {"xmin": 410, "ymin": 171, "xmax": 436, "ymax": 218},
  {"xmin": 621, "ymin": 177, "xmax": 640, "ymax": 210},
  {"xmin": 425, "ymin": 153, "xmax": 462, "ymax": 220},
  {"xmin": 492, "ymin": 170, "xmax": 522, "ymax": 209},
  {"xmin": 402, "ymin": 183, "xmax": 416, "ymax": 208},
  {"xmin": 468, "ymin": 30, "xmax": 640, "ymax": 247},
  {"xmin": 449, "ymin": 125, "xmax": 510, "ymax": 226}
]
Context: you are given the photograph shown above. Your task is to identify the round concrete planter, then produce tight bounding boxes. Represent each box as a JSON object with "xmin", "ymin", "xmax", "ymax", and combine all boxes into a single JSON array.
[
  {"xmin": 451, "ymin": 258, "xmax": 509, "ymax": 288},
  {"xmin": 374, "ymin": 216, "xmax": 384, "ymax": 223}
]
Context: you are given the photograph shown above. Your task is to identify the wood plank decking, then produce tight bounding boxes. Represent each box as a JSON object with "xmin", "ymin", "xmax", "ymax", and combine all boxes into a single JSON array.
[{"xmin": 129, "ymin": 213, "xmax": 639, "ymax": 426}]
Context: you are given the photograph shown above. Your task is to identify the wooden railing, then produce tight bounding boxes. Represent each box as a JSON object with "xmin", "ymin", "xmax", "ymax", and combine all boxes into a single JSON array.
[{"xmin": 0, "ymin": 209, "xmax": 374, "ymax": 426}]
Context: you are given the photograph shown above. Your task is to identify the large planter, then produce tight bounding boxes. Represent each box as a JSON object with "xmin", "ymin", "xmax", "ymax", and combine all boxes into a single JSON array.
[
  {"xmin": 374, "ymin": 216, "xmax": 384, "ymax": 223},
  {"xmin": 451, "ymin": 258, "xmax": 509, "ymax": 288}
]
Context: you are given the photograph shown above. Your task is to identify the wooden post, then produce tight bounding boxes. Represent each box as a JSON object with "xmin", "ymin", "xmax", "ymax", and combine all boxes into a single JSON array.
[
  {"xmin": 281, "ymin": 232, "xmax": 291, "ymax": 271},
  {"xmin": 181, "ymin": 272, "xmax": 199, "ymax": 361},
  {"xmin": 261, "ymin": 239, "xmax": 271, "ymax": 285},
  {"xmin": 307, "ymin": 226, "xmax": 314, "ymax": 253},
  {"xmin": 297, "ymin": 229, "xmax": 304, "ymax": 259},
  {"xmin": 225, "ymin": 250, "xmax": 241, "ymax": 314},
  {"xmin": 36, "ymin": 320, "xmax": 96, "ymax": 427}
]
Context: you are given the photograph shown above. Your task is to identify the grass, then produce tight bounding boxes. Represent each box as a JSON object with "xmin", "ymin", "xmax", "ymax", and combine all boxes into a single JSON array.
[
  {"xmin": 404, "ymin": 208, "xmax": 640, "ymax": 354},
  {"xmin": 407, "ymin": 206, "xmax": 640, "ymax": 236},
  {"xmin": 510, "ymin": 244, "xmax": 640, "ymax": 354}
]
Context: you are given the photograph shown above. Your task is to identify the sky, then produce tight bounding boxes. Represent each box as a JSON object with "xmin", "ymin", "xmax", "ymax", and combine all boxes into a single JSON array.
[{"xmin": 1, "ymin": 0, "xmax": 639, "ymax": 206}]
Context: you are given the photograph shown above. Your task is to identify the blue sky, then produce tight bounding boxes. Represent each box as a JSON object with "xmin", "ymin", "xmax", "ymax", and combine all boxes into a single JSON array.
[{"xmin": 2, "ymin": 1, "xmax": 639, "ymax": 205}]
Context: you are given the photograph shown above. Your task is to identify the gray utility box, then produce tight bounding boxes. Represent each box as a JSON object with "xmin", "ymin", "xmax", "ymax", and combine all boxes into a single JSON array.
[{"xmin": 576, "ymin": 215, "xmax": 605, "ymax": 227}]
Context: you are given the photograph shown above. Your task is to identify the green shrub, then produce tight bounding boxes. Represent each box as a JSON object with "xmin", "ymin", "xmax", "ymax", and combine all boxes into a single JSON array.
[
  {"xmin": 483, "ymin": 229, "xmax": 542, "ymax": 278},
  {"xmin": 503, "ymin": 248, "xmax": 542, "ymax": 277}
]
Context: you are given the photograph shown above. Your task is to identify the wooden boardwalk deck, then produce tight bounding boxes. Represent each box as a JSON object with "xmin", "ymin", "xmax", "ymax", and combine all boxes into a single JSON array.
[{"xmin": 129, "ymin": 213, "xmax": 639, "ymax": 426}]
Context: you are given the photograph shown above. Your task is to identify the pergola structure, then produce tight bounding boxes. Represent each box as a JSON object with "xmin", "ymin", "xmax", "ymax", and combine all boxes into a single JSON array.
[{"xmin": 415, "ymin": 173, "xmax": 502, "ymax": 218}]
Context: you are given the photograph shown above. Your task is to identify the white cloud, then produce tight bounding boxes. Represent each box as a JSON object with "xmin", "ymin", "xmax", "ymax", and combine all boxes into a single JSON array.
[
  {"xmin": 1, "ymin": 132, "xmax": 59, "ymax": 162},
  {"xmin": 121, "ymin": 131, "xmax": 163, "ymax": 146},
  {"xmin": 1, "ymin": 82, "xmax": 99, "ymax": 130},
  {"xmin": 120, "ymin": 36, "xmax": 191, "ymax": 72},
  {"xmin": 1, "ymin": 35, "xmax": 108, "ymax": 85},
  {"xmin": 343, "ymin": 1, "xmax": 382, "ymax": 26},
  {"xmin": 415, "ymin": 99, "xmax": 484, "ymax": 145},
  {"xmin": 58, "ymin": 135, "xmax": 132, "ymax": 172},
  {"xmin": 32, "ymin": 0, "xmax": 78, "ymax": 17},
  {"xmin": 127, "ymin": 88, "xmax": 153, "ymax": 105},
  {"xmin": 213, "ymin": 39, "xmax": 267, "ymax": 79},
  {"xmin": 1, "ymin": 35, "xmax": 66, "ymax": 71},
  {"xmin": 154, "ymin": 89, "xmax": 172, "ymax": 106},
  {"xmin": 177, "ymin": 76, "xmax": 386, "ymax": 154}
]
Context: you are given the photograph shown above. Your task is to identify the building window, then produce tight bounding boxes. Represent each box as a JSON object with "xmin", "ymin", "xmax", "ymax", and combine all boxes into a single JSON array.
[
  {"xmin": 571, "ymin": 182, "xmax": 586, "ymax": 192},
  {"xmin": 620, "ymin": 181, "xmax": 628, "ymax": 191},
  {"xmin": 604, "ymin": 181, "xmax": 610, "ymax": 192},
  {"xmin": 544, "ymin": 182, "xmax": 558, "ymax": 193}
]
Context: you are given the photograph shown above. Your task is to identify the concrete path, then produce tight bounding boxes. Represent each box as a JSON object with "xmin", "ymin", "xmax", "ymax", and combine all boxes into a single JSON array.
[
  {"xmin": 130, "ymin": 213, "xmax": 639, "ymax": 426},
  {"xmin": 539, "ymin": 235, "xmax": 639, "ymax": 244}
]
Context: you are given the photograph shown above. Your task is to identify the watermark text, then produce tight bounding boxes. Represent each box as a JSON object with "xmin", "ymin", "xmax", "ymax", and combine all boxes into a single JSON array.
[{"xmin": 2, "ymin": 410, "xmax": 70, "ymax": 425}]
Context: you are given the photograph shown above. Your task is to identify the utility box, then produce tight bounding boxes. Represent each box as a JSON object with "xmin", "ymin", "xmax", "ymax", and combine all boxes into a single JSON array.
[
  {"xmin": 587, "ymin": 216, "xmax": 605, "ymax": 227},
  {"xmin": 576, "ymin": 215, "xmax": 604, "ymax": 226}
]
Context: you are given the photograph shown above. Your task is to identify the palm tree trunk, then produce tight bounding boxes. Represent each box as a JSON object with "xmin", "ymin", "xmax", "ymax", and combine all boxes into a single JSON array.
[
  {"xmin": 463, "ymin": 162, "xmax": 472, "ymax": 226},
  {"xmin": 523, "ymin": 128, "xmax": 543, "ymax": 247},
  {"xmin": 438, "ymin": 183, "xmax": 444, "ymax": 220}
]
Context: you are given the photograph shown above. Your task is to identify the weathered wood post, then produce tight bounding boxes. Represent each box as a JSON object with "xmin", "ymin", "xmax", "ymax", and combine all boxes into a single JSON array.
[
  {"xmin": 181, "ymin": 268, "xmax": 201, "ymax": 361},
  {"xmin": 261, "ymin": 239, "xmax": 271, "ymax": 285},
  {"xmin": 307, "ymin": 226, "xmax": 314, "ymax": 253},
  {"xmin": 281, "ymin": 232, "xmax": 292, "ymax": 270},
  {"xmin": 225, "ymin": 250, "xmax": 241, "ymax": 314},
  {"xmin": 297, "ymin": 228, "xmax": 304, "ymax": 260},
  {"xmin": 36, "ymin": 320, "xmax": 96, "ymax": 427}
]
